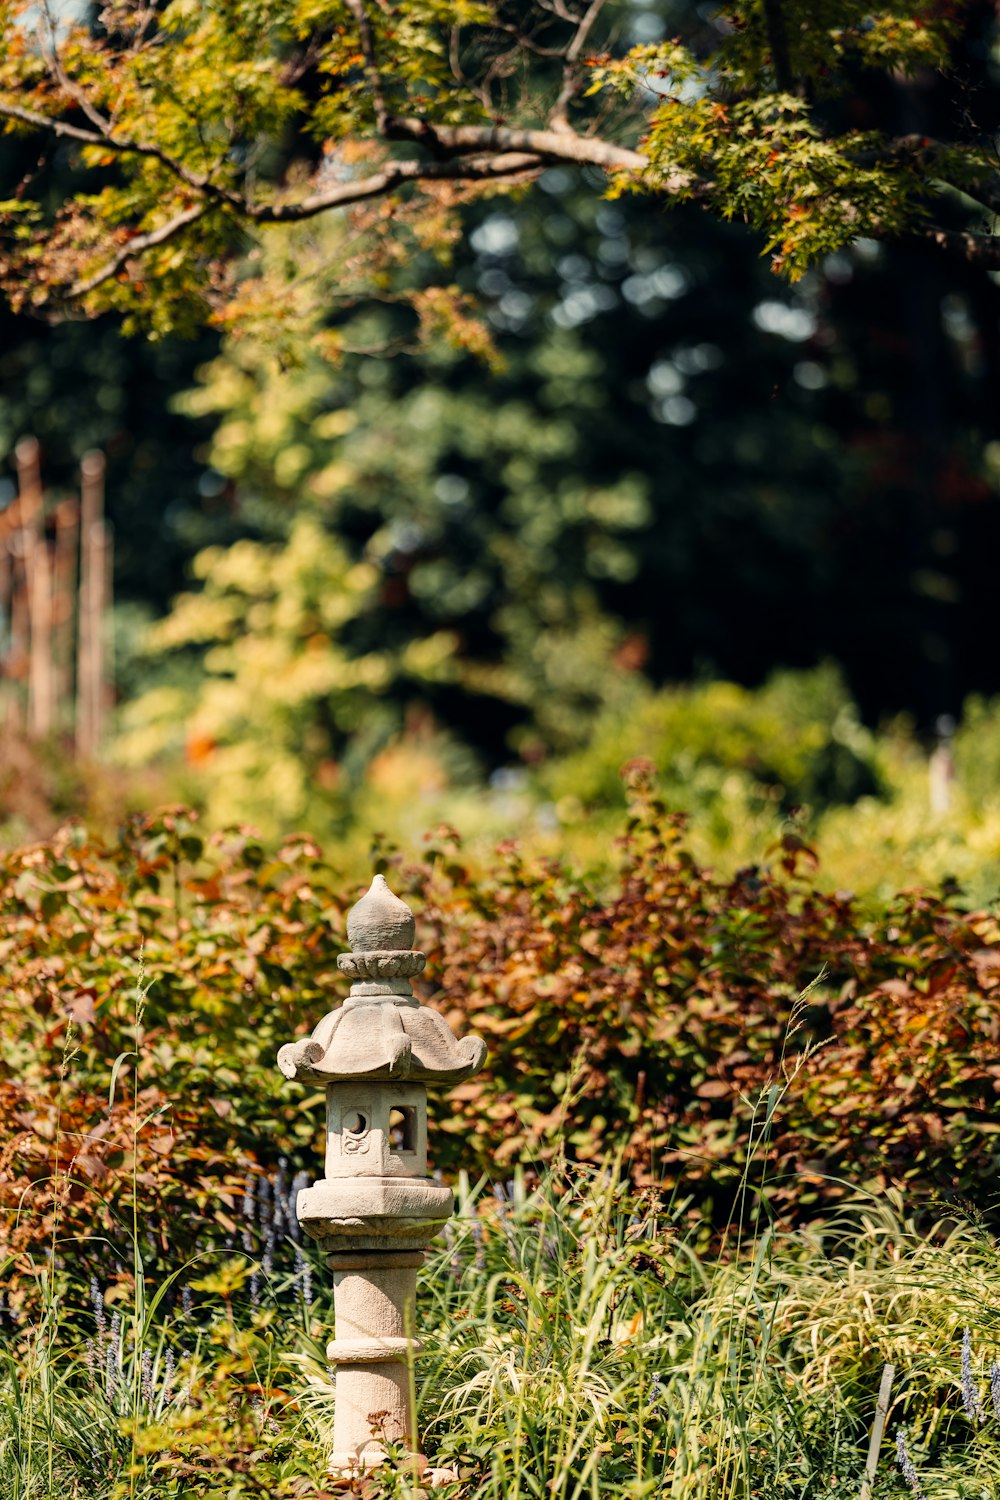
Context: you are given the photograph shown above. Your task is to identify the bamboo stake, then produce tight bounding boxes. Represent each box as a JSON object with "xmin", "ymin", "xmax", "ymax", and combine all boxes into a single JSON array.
[
  {"xmin": 859, "ymin": 1362, "xmax": 894, "ymax": 1500},
  {"xmin": 0, "ymin": 499, "xmax": 12, "ymax": 651},
  {"xmin": 76, "ymin": 449, "xmax": 105, "ymax": 757},
  {"xmin": 15, "ymin": 436, "xmax": 55, "ymax": 738},
  {"xmin": 52, "ymin": 497, "xmax": 79, "ymax": 727},
  {"xmin": 6, "ymin": 515, "xmax": 28, "ymax": 731},
  {"xmin": 98, "ymin": 517, "xmax": 113, "ymax": 734},
  {"xmin": 0, "ymin": 532, "xmax": 11, "ymax": 729},
  {"xmin": 0, "ymin": 545, "xmax": 8, "ymax": 642}
]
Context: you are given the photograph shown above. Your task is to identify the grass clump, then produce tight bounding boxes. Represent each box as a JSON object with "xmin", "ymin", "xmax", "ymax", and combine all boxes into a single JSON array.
[
  {"xmin": 413, "ymin": 1173, "xmax": 1000, "ymax": 1499},
  {"xmin": 8, "ymin": 1162, "xmax": 1000, "ymax": 1497}
]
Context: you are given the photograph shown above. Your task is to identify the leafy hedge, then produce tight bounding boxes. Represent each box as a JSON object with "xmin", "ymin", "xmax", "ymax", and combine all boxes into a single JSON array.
[
  {"xmin": 541, "ymin": 664, "xmax": 884, "ymax": 817},
  {"xmin": 420, "ymin": 766, "xmax": 1000, "ymax": 1220},
  {"xmin": 3, "ymin": 772, "xmax": 1000, "ymax": 1288}
]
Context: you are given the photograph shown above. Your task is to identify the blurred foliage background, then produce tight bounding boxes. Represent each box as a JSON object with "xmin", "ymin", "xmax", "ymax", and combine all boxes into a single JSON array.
[
  {"xmin": 8, "ymin": 9, "xmax": 1000, "ymax": 1497},
  {"xmin": 4, "ymin": 1, "xmax": 1000, "ymax": 907}
]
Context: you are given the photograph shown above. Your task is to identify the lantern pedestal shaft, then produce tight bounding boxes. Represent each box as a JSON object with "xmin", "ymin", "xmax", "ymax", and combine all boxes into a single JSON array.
[{"xmin": 326, "ymin": 1252, "xmax": 421, "ymax": 1473}]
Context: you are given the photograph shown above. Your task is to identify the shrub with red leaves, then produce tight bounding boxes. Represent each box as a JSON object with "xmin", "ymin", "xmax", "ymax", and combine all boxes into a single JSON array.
[{"xmin": 3, "ymin": 770, "xmax": 1000, "ymax": 1287}]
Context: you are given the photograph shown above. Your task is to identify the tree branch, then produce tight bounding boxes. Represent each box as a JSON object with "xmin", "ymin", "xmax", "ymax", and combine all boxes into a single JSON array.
[
  {"xmin": 549, "ymin": 0, "xmax": 609, "ymax": 132},
  {"xmin": 920, "ymin": 163, "xmax": 1000, "ymax": 220},
  {"xmin": 0, "ymin": 98, "xmax": 116, "ymax": 148},
  {"xmin": 5, "ymin": 69, "xmax": 666, "ymax": 305},
  {"xmin": 922, "ymin": 226, "xmax": 1000, "ymax": 268},
  {"xmin": 853, "ymin": 133, "xmax": 1000, "ymax": 214},
  {"xmin": 945, "ymin": 177, "xmax": 1000, "ymax": 217},
  {"xmin": 384, "ymin": 117, "xmax": 647, "ymax": 172},
  {"xmin": 844, "ymin": 133, "xmax": 1000, "ymax": 222},
  {"xmin": 40, "ymin": 0, "xmax": 115, "ymax": 140},
  {"xmin": 68, "ymin": 200, "xmax": 211, "ymax": 297},
  {"xmin": 247, "ymin": 151, "xmax": 544, "ymax": 222},
  {"xmin": 0, "ymin": 99, "xmax": 246, "ymax": 210},
  {"xmin": 0, "ymin": 96, "xmax": 649, "ymax": 191},
  {"xmin": 59, "ymin": 153, "xmax": 545, "ymax": 299}
]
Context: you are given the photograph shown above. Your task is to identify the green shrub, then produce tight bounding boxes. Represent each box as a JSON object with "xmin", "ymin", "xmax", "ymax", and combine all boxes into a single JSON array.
[
  {"xmin": 954, "ymin": 695, "xmax": 1000, "ymax": 807},
  {"xmin": 541, "ymin": 663, "xmax": 884, "ymax": 819}
]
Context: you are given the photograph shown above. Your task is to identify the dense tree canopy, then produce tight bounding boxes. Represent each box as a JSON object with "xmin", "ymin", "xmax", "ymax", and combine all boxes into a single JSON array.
[
  {"xmin": 4, "ymin": 0, "xmax": 1000, "ymax": 822},
  {"xmin": 2, "ymin": 0, "xmax": 1000, "ymax": 340}
]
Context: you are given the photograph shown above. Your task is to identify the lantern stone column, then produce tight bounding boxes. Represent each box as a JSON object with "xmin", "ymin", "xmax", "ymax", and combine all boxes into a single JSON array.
[{"xmin": 277, "ymin": 874, "xmax": 487, "ymax": 1482}]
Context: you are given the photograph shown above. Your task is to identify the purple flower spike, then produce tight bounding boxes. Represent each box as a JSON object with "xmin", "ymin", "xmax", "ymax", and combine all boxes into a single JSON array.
[
  {"xmin": 90, "ymin": 1277, "xmax": 107, "ymax": 1344},
  {"xmin": 962, "ymin": 1327, "xmax": 984, "ymax": 1423},
  {"xmin": 895, "ymin": 1428, "xmax": 927, "ymax": 1500}
]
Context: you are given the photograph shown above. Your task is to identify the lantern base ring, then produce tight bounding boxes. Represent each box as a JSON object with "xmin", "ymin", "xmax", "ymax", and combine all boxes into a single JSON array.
[{"xmin": 326, "ymin": 1335, "xmax": 420, "ymax": 1363}]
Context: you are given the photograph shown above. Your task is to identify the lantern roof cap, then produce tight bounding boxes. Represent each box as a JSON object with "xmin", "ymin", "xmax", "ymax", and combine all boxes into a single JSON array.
[{"xmin": 276, "ymin": 871, "xmax": 487, "ymax": 1086}]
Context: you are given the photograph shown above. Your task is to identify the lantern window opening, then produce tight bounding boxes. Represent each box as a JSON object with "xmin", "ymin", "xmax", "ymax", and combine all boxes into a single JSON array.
[
  {"xmin": 344, "ymin": 1109, "xmax": 368, "ymax": 1135},
  {"xmin": 389, "ymin": 1107, "xmax": 416, "ymax": 1154}
]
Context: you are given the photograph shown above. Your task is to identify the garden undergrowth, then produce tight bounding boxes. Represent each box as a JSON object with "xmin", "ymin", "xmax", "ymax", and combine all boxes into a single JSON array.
[
  {"xmin": 6, "ymin": 792, "xmax": 1000, "ymax": 1497},
  {"xmin": 6, "ymin": 1141, "xmax": 1000, "ymax": 1497}
]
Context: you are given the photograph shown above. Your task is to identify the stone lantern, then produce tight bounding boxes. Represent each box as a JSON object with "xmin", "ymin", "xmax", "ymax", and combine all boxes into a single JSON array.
[{"xmin": 277, "ymin": 873, "xmax": 487, "ymax": 1482}]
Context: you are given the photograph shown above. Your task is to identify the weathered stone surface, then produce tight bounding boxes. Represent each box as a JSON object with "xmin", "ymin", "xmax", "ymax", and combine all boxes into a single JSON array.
[
  {"xmin": 297, "ymin": 1174, "xmax": 454, "ymax": 1248},
  {"xmin": 346, "ymin": 872, "xmax": 416, "ymax": 953},
  {"xmin": 276, "ymin": 873, "xmax": 487, "ymax": 1084},
  {"xmin": 323, "ymin": 1082, "xmax": 427, "ymax": 1179},
  {"xmin": 275, "ymin": 872, "xmax": 486, "ymax": 1485},
  {"xmin": 278, "ymin": 1001, "xmax": 486, "ymax": 1083},
  {"xmin": 337, "ymin": 950, "xmax": 426, "ymax": 981}
]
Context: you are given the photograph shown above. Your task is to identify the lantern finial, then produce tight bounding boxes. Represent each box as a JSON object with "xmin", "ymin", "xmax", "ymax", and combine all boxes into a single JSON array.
[{"xmin": 346, "ymin": 872, "xmax": 416, "ymax": 953}]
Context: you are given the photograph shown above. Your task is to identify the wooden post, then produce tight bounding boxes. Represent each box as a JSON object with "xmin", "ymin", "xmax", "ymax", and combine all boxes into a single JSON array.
[
  {"xmin": 0, "ymin": 509, "xmax": 13, "ymax": 729},
  {"xmin": 99, "ymin": 516, "xmax": 114, "ymax": 729},
  {"xmin": 16, "ymin": 436, "xmax": 56, "ymax": 738},
  {"xmin": 52, "ymin": 497, "xmax": 80, "ymax": 727},
  {"xmin": 5, "ymin": 501, "xmax": 28, "ymax": 731},
  {"xmin": 77, "ymin": 449, "xmax": 106, "ymax": 757},
  {"xmin": 859, "ymin": 1362, "xmax": 894, "ymax": 1500},
  {"xmin": 0, "ymin": 542, "xmax": 8, "ymax": 650}
]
